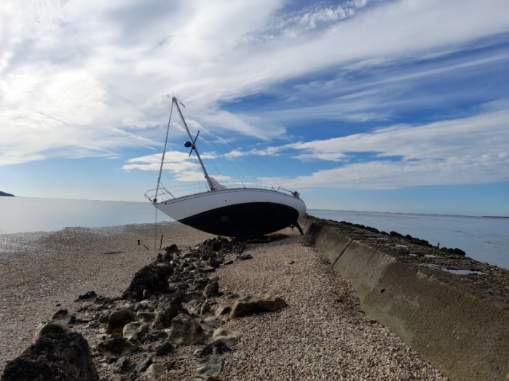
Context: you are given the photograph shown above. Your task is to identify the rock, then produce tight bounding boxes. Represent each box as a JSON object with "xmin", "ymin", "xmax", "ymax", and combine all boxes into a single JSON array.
[
  {"xmin": 97, "ymin": 336, "xmax": 136, "ymax": 356},
  {"xmin": 122, "ymin": 322, "xmax": 141, "ymax": 341},
  {"xmin": 155, "ymin": 341, "xmax": 175, "ymax": 356},
  {"xmin": 238, "ymin": 253, "xmax": 253, "ymax": 260},
  {"xmin": 2, "ymin": 323, "xmax": 98, "ymax": 381},
  {"xmin": 197, "ymin": 355, "xmax": 223, "ymax": 379},
  {"xmin": 76, "ymin": 290, "xmax": 97, "ymax": 301},
  {"xmin": 51, "ymin": 309, "xmax": 69, "ymax": 321},
  {"xmin": 199, "ymin": 301, "xmax": 213, "ymax": 316},
  {"xmin": 223, "ymin": 291, "xmax": 239, "ymax": 300},
  {"xmin": 123, "ymin": 263, "xmax": 172, "ymax": 300},
  {"xmin": 203, "ymin": 278, "xmax": 220, "ymax": 298},
  {"xmin": 107, "ymin": 308, "xmax": 136, "ymax": 334},
  {"xmin": 214, "ymin": 305, "xmax": 231, "ymax": 319},
  {"xmin": 304, "ymin": 222, "xmax": 322, "ymax": 245},
  {"xmin": 230, "ymin": 295, "xmax": 287, "ymax": 318},
  {"xmin": 159, "ymin": 244, "xmax": 180, "ymax": 262},
  {"xmin": 134, "ymin": 299, "xmax": 154, "ymax": 311},
  {"xmin": 212, "ymin": 328, "xmax": 240, "ymax": 345},
  {"xmin": 199, "ymin": 265, "xmax": 216, "ymax": 273},
  {"xmin": 165, "ymin": 244, "xmax": 180, "ymax": 255},
  {"xmin": 135, "ymin": 355, "xmax": 153, "ymax": 373},
  {"xmin": 183, "ymin": 299, "xmax": 203, "ymax": 316},
  {"xmin": 196, "ymin": 340, "xmax": 231, "ymax": 358},
  {"xmin": 137, "ymin": 311, "xmax": 155, "ymax": 323},
  {"xmin": 145, "ymin": 363, "xmax": 164, "ymax": 379},
  {"xmin": 114, "ymin": 356, "xmax": 131, "ymax": 373},
  {"xmin": 208, "ymin": 255, "xmax": 223, "ymax": 268},
  {"xmin": 152, "ymin": 301, "xmax": 180, "ymax": 329},
  {"xmin": 167, "ymin": 314, "xmax": 207, "ymax": 346},
  {"xmin": 440, "ymin": 247, "xmax": 466, "ymax": 256},
  {"xmin": 144, "ymin": 330, "xmax": 168, "ymax": 343}
]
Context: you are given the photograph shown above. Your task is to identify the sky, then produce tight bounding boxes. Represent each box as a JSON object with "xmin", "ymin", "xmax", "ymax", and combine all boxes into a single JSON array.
[{"xmin": 1, "ymin": 0, "xmax": 509, "ymax": 215}]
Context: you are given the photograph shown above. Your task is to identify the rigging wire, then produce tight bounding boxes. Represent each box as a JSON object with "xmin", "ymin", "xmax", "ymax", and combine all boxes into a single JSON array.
[
  {"xmin": 155, "ymin": 99, "xmax": 175, "ymax": 202},
  {"xmin": 153, "ymin": 98, "xmax": 175, "ymax": 252}
]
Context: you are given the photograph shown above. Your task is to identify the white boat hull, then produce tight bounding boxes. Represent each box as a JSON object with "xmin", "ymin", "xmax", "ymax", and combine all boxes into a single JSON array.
[{"xmin": 154, "ymin": 188, "xmax": 306, "ymax": 237}]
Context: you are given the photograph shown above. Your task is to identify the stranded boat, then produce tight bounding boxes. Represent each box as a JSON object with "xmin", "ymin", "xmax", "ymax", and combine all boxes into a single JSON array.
[{"xmin": 145, "ymin": 97, "xmax": 306, "ymax": 237}]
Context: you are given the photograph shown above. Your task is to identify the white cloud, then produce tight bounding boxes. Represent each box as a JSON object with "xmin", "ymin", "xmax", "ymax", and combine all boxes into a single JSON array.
[
  {"xmin": 1, "ymin": 0, "xmax": 509, "ymax": 167},
  {"xmin": 224, "ymin": 146, "xmax": 281, "ymax": 159},
  {"xmin": 259, "ymin": 108, "xmax": 509, "ymax": 189},
  {"xmin": 123, "ymin": 150, "xmax": 231, "ymax": 185}
]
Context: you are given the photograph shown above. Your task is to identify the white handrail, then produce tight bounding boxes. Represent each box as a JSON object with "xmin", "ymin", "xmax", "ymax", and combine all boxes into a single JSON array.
[{"xmin": 145, "ymin": 187, "xmax": 174, "ymax": 203}]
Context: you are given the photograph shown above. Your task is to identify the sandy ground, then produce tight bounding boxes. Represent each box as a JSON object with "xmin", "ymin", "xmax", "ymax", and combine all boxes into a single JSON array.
[{"xmin": 0, "ymin": 222, "xmax": 209, "ymax": 373}]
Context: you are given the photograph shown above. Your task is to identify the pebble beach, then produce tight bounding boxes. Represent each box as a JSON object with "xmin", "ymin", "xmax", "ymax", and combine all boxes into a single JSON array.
[
  {"xmin": 0, "ymin": 222, "xmax": 445, "ymax": 380},
  {"xmin": 0, "ymin": 223, "xmax": 209, "ymax": 373}
]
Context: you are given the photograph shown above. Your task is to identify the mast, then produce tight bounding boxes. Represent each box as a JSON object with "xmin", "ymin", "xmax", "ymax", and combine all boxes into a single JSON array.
[{"xmin": 172, "ymin": 97, "xmax": 215, "ymax": 191}]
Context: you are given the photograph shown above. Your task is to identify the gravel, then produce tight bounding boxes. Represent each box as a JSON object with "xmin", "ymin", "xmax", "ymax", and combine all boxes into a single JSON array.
[
  {"xmin": 217, "ymin": 235, "xmax": 446, "ymax": 380},
  {"xmin": 1, "ymin": 225, "xmax": 446, "ymax": 380},
  {"xmin": 0, "ymin": 222, "xmax": 209, "ymax": 373}
]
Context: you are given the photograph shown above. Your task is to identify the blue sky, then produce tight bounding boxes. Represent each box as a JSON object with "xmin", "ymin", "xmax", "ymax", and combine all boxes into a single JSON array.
[{"xmin": 1, "ymin": 0, "xmax": 509, "ymax": 215}]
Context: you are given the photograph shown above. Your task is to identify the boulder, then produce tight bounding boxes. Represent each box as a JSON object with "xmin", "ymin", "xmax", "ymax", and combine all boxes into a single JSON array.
[
  {"xmin": 155, "ymin": 341, "xmax": 175, "ymax": 356},
  {"xmin": 97, "ymin": 336, "xmax": 136, "ymax": 356},
  {"xmin": 137, "ymin": 311, "xmax": 155, "ymax": 323},
  {"xmin": 52, "ymin": 309, "xmax": 69, "ymax": 321},
  {"xmin": 230, "ymin": 295, "xmax": 287, "ymax": 318},
  {"xmin": 212, "ymin": 327, "xmax": 240, "ymax": 345},
  {"xmin": 107, "ymin": 308, "xmax": 136, "ymax": 334},
  {"xmin": 76, "ymin": 291, "xmax": 97, "ymax": 301},
  {"xmin": 145, "ymin": 363, "xmax": 164, "ymax": 379},
  {"xmin": 214, "ymin": 305, "xmax": 232, "ymax": 319},
  {"xmin": 2, "ymin": 323, "xmax": 98, "ymax": 381},
  {"xmin": 196, "ymin": 355, "xmax": 223, "ymax": 379},
  {"xmin": 122, "ymin": 322, "xmax": 142, "ymax": 341},
  {"xmin": 203, "ymin": 278, "xmax": 220, "ymax": 298},
  {"xmin": 196, "ymin": 340, "xmax": 231, "ymax": 359},
  {"xmin": 114, "ymin": 356, "xmax": 131, "ymax": 373},
  {"xmin": 159, "ymin": 244, "xmax": 180, "ymax": 262},
  {"xmin": 183, "ymin": 299, "xmax": 202, "ymax": 316},
  {"xmin": 135, "ymin": 355, "xmax": 153, "ymax": 374},
  {"xmin": 123, "ymin": 263, "xmax": 172, "ymax": 300},
  {"xmin": 167, "ymin": 314, "xmax": 207, "ymax": 346},
  {"xmin": 152, "ymin": 301, "xmax": 180, "ymax": 329}
]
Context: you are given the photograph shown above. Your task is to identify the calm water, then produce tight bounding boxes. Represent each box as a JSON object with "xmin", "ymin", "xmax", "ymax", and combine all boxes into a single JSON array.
[
  {"xmin": 0, "ymin": 197, "xmax": 160, "ymax": 235},
  {"xmin": 310, "ymin": 209, "xmax": 509, "ymax": 270},
  {"xmin": 0, "ymin": 198, "xmax": 507, "ymax": 269}
]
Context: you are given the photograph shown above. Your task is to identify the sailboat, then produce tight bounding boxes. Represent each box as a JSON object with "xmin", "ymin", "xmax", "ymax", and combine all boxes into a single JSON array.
[{"xmin": 145, "ymin": 97, "xmax": 306, "ymax": 238}]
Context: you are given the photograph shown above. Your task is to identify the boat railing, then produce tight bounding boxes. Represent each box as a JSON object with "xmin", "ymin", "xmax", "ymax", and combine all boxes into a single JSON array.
[
  {"xmin": 144, "ymin": 187, "xmax": 175, "ymax": 203},
  {"xmin": 145, "ymin": 183, "xmax": 300, "ymax": 203},
  {"xmin": 226, "ymin": 183, "xmax": 300, "ymax": 198}
]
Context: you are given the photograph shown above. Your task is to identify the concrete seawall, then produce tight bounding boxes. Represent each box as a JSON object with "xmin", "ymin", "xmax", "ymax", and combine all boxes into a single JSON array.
[{"xmin": 301, "ymin": 215, "xmax": 509, "ymax": 381}]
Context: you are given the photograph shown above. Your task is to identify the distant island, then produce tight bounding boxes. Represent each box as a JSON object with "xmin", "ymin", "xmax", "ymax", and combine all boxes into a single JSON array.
[{"xmin": 0, "ymin": 191, "xmax": 14, "ymax": 197}]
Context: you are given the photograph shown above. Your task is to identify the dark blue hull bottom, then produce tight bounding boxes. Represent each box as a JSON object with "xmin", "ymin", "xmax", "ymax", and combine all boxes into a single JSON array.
[{"xmin": 179, "ymin": 202, "xmax": 299, "ymax": 237}]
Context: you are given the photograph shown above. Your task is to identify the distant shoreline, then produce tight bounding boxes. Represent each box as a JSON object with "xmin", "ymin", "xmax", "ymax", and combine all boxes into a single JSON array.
[
  {"xmin": 0, "ymin": 191, "xmax": 14, "ymax": 197},
  {"xmin": 310, "ymin": 208, "xmax": 509, "ymax": 220}
]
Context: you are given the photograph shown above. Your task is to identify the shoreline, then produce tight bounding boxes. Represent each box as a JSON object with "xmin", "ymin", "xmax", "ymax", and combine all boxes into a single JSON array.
[{"xmin": 0, "ymin": 222, "xmax": 210, "ymax": 373}]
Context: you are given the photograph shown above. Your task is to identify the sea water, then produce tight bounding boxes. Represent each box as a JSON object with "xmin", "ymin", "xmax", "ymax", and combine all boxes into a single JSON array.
[
  {"xmin": 0, "ymin": 197, "xmax": 159, "ymax": 235},
  {"xmin": 310, "ymin": 209, "xmax": 509, "ymax": 270}
]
